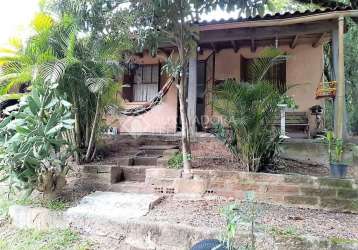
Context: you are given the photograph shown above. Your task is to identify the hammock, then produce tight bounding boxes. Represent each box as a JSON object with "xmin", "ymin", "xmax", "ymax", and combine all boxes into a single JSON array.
[
  {"xmin": 315, "ymin": 71, "xmax": 336, "ymax": 99},
  {"xmin": 315, "ymin": 80, "xmax": 336, "ymax": 99},
  {"xmin": 119, "ymin": 77, "xmax": 175, "ymax": 116}
]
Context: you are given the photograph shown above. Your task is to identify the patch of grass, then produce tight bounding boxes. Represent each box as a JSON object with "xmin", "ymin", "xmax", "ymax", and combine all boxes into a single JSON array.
[
  {"xmin": 330, "ymin": 237, "xmax": 358, "ymax": 245},
  {"xmin": 39, "ymin": 199, "xmax": 70, "ymax": 211},
  {"xmin": 168, "ymin": 152, "xmax": 183, "ymax": 169},
  {"xmin": 270, "ymin": 226, "xmax": 302, "ymax": 240},
  {"xmin": 0, "ymin": 196, "xmax": 12, "ymax": 217},
  {"xmin": 0, "ymin": 228, "xmax": 93, "ymax": 250},
  {"xmin": 0, "ymin": 192, "xmax": 69, "ymax": 217}
]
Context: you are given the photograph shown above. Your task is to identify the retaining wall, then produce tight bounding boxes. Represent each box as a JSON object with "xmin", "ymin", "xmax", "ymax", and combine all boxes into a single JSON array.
[{"xmin": 146, "ymin": 169, "xmax": 358, "ymax": 213}]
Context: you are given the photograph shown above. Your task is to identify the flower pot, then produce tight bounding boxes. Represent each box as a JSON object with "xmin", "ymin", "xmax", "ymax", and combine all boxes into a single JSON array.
[{"xmin": 330, "ymin": 163, "xmax": 348, "ymax": 178}]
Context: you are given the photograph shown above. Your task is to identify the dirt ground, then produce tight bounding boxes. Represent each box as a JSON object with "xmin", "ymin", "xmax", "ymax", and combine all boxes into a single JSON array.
[{"xmin": 142, "ymin": 196, "xmax": 358, "ymax": 241}]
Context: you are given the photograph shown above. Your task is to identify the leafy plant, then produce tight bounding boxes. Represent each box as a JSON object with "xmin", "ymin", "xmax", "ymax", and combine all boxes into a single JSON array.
[
  {"xmin": 0, "ymin": 86, "xmax": 74, "ymax": 197},
  {"xmin": 220, "ymin": 203, "xmax": 239, "ymax": 250},
  {"xmin": 213, "ymin": 80, "xmax": 282, "ymax": 172},
  {"xmin": 325, "ymin": 131, "xmax": 345, "ymax": 164},
  {"xmin": 0, "ymin": 10, "xmax": 126, "ymax": 164},
  {"xmin": 278, "ymin": 95, "xmax": 298, "ymax": 109},
  {"xmin": 168, "ymin": 152, "xmax": 184, "ymax": 169},
  {"xmin": 220, "ymin": 192, "xmax": 260, "ymax": 250},
  {"xmin": 213, "ymin": 48, "xmax": 289, "ymax": 172}
]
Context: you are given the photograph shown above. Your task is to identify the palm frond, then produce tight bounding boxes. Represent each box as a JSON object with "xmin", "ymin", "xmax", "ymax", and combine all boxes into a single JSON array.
[
  {"xmin": 85, "ymin": 77, "xmax": 113, "ymax": 94},
  {"xmin": 39, "ymin": 59, "xmax": 68, "ymax": 85},
  {"xmin": 248, "ymin": 48, "xmax": 289, "ymax": 83},
  {"xmin": 31, "ymin": 13, "xmax": 54, "ymax": 33}
]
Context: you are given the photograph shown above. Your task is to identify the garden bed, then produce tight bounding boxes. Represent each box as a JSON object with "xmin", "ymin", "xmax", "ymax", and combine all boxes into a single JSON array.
[{"xmin": 191, "ymin": 157, "xmax": 330, "ymax": 177}]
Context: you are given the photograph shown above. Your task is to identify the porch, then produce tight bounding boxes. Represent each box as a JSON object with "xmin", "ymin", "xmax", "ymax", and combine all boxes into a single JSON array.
[
  {"xmin": 185, "ymin": 9, "xmax": 349, "ymax": 139},
  {"xmin": 113, "ymin": 8, "xmax": 357, "ymax": 140}
]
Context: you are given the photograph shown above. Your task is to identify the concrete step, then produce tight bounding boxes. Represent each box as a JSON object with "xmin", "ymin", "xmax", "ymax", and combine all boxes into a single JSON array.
[
  {"xmin": 121, "ymin": 165, "xmax": 158, "ymax": 182},
  {"xmin": 82, "ymin": 164, "xmax": 122, "ymax": 184},
  {"xmin": 109, "ymin": 181, "xmax": 150, "ymax": 193},
  {"xmin": 132, "ymin": 156, "xmax": 159, "ymax": 166}
]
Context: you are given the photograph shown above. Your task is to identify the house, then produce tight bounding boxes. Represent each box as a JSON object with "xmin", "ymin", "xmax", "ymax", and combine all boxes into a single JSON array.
[{"xmin": 106, "ymin": 7, "xmax": 358, "ymax": 138}]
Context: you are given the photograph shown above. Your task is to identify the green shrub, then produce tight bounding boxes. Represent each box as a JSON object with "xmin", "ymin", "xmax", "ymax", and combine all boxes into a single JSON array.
[
  {"xmin": 213, "ymin": 81, "xmax": 282, "ymax": 172},
  {"xmin": 0, "ymin": 86, "xmax": 74, "ymax": 197},
  {"xmin": 213, "ymin": 49, "xmax": 286, "ymax": 172},
  {"xmin": 168, "ymin": 152, "xmax": 183, "ymax": 169}
]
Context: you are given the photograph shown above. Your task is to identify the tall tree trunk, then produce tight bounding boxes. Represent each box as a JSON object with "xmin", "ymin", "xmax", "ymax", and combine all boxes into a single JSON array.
[
  {"xmin": 85, "ymin": 109, "xmax": 90, "ymax": 147},
  {"xmin": 176, "ymin": 6, "xmax": 192, "ymax": 176},
  {"xmin": 72, "ymin": 92, "xmax": 81, "ymax": 163},
  {"xmin": 178, "ymin": 72, "xmax": 192, "ymax": 175},
  {"xmin": 85, "ymin": 95, "xmax": 101, "ymax": 162}
]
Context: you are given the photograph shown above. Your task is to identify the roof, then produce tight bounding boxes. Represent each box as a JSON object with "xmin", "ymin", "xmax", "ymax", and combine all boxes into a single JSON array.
[{"xmin": 198, "ymin": 6, "xmax": 353, "ymax": 26}]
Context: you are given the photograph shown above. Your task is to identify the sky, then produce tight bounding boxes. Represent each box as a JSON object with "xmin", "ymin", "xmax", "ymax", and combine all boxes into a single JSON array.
[
  {"xmin": 0, "ymin": 0, "xmax": 39, "ymax": 46},
  {"xmin": 0, "ymin": 0, "xmax": 239, "ymax": 47}
]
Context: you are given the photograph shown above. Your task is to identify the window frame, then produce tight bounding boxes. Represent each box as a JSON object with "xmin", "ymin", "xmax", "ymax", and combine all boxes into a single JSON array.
[
  {"xmin": 122, "ymin": 63, "xmax": 161, "ymax": 102},
  {"xmin": 240, "ymin": 56, "xmax": 287, "ymax": 93}
]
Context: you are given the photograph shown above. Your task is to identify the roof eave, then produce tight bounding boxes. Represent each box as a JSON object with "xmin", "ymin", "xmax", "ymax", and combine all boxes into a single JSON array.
[{"xmin": 199, "ymin": 10, "xmax": 358, "ymax": 32}]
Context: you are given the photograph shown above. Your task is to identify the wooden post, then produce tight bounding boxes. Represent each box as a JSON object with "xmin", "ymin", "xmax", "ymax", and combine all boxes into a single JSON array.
[
  {"xmin": 188, "ymin": 54, "xmax": 197, "ymax": 137},
  {"xmin": 333, "ymin": 17, "xmax": 345, "ymax": 139}
]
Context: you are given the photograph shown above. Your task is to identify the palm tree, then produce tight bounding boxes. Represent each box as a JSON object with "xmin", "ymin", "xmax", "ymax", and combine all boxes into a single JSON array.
[
  {"xmin": 0, "ymin": 12, "xmax": 124, "ymax": 163},
  {"xmin": 213, "ymin": 49, "xmax": 288, "ymax": 172}
]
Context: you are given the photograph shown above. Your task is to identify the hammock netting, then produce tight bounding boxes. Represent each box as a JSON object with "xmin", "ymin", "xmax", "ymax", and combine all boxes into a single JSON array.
[{"xmin": 119, "ymin": 77, "xmax": 175, "ymax": 117}]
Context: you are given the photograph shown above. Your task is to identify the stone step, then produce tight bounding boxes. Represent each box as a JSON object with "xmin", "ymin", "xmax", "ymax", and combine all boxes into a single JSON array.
[
  {"xmin": 121, "ymin": 165, "xmax": 158, "ymax": 182},
  {"xmin": 109, "ymin": 181, "xmax": 150, "ymax": 193},
  {"xmin": 82, "ymin": 164, "xmax": 122, "ymax": 184},
  {"xmin": 132, "ymin": 156, "xmax": 159, "ymax": 166}
]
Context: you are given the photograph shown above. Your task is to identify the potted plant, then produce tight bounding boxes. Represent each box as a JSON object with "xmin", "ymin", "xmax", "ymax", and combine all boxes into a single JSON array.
[{"xmin": 325, "ymin": 131, "xmax": 348, "ymax": 178}]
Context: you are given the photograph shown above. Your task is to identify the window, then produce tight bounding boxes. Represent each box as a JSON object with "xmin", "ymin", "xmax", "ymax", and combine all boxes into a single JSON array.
[
  {"xmin": 241, "ymin": 56, "xmax": 286, "ymax": 93},
  {"xmin": 122, "ymin": 64, "xmax": 160, "ymax": 102}
]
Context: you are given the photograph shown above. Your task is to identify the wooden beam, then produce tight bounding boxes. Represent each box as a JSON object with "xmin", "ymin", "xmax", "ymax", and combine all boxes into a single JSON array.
[
  {"xmin": 158, "ymin": 48, "xmax": 171, "ymax": 57},
  {"xmin": 250, "ymin": 38, "xmax": 256, "ymax": 52},
  {"xmin": 290, "ymin": 35, "xmax": 299, "ymax": 49},
  {"xmin": 210, "ymin": 42, "xmax": 219, "ymax": 53},
  {"xmin": 312, "ymin": 32, "xmax": 328, "ymax": 48},
  {"xmin": 231, "ymin": 40, "xmax": 239, "ymax": 53},
  {"xmin": 334, "ymin": 17, "xmax": 346, "ymax": 139},
  {"xmin": 199, "ymin": 21, "xmax": 336, "ymax": 44}
]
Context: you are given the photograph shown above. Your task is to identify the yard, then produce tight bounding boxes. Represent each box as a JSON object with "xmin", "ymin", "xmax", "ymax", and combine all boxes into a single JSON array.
[{"xmin": 0, "ymin": 0, "xmax": 358, "ymax": 250}]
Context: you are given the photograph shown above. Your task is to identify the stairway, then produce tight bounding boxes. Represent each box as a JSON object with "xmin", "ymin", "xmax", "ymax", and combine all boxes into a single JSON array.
[{"xmin": 83, "ymin": 136, "xmax": 179, "ymax": 194}]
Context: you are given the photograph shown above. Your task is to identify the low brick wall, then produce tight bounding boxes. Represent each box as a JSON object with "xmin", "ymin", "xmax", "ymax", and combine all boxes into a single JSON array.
[{"xmin": 146, "ymin": 169, "xmax": 358, "ymax": 213}]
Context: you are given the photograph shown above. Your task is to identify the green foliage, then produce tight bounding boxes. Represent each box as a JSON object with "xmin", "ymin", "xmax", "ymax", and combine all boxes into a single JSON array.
[
  {"xmin": 32, "ymin": 198, "xmax": 70, "ymax": 211},
  {"xmin": 279, "ymin": 95, "xmax": 298, "ymax": 109},
  {"xmin": 220, "ymin": 192, "xmax": 260, "ymax": 250},
  {"xmin": 0, "ymin": 86, "xmax": 74, "ymax": 195},
  {"xmin": 270, "ymin": 226, "xmax": 302, "ymax": 240},
  {"xmin": 330, "ymin": 237, "xmax": 358, "ymax": 245},
  {"xmin": 213, "ymin": 48, "xmax": 289, "ymax": 172},
  {"xmin": 168, "ymin": 152, "xmax": 184, "ymax": 169},
  {"xmin": 0, "ymin": 7, "xmax": 130, "ymax": 163},
  {"xmin": 220, "ymin": 203, "xmax": 239, "ymax": 250},
  {"xmin": 325, "ymin": 131, "xmax": 346, "ymax": 164},
  {"xmin": 213, "ymin": 80, "xmax": 282, "ymax": 172},
  {"xmin": 345, "ymin": 19, "xmax": 358, "ymax": 135}
]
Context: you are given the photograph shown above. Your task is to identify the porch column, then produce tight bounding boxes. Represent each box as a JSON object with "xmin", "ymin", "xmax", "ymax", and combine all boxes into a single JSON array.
[
  {"xmin": 332, "ymin": 16, "xmax": 346, "ymax": 139},
  {"xmin": 188, "ymin": 54, "xmax": 197, "ymax": 136}
]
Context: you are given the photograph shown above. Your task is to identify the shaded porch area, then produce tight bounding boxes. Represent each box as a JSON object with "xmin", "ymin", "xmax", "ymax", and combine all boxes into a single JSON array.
[{"xmin": 186, "ymin": 9, "xmax": 349, "ymax": 139}]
